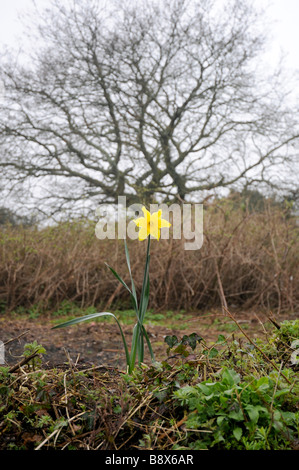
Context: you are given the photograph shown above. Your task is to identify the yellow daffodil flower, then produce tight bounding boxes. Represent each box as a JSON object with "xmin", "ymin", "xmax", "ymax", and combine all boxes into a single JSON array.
[{"xmin": 134, "ymin": 206, "xmax": 171, "ymax": 241}]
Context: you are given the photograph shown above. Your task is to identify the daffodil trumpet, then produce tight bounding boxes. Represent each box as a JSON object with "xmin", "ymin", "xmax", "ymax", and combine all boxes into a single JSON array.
[{"xmin": 52, "ymin": 206, "xmax": 171, "ymax": 373}]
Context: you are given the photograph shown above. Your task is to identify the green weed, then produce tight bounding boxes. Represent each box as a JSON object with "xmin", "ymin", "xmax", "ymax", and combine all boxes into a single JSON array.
[{"xmin": 174, "ymin": 367, "xmax": 298, "ymax": 450}]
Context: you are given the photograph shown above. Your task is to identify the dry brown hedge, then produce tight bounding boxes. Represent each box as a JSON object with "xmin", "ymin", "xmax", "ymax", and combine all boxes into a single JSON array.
[{"xmin": 0, "ymin": 199, "xmax": 298, "ymax": 314}]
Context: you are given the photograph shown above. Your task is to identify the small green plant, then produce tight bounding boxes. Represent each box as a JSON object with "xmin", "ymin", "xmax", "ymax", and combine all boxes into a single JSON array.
[
  {"xmin": 277, "ymin": 319, "xmax": 299, "ymax": 341},
  {"xmin": 23, "ymin": 341, "xmax": 46, "ymax": 369}
]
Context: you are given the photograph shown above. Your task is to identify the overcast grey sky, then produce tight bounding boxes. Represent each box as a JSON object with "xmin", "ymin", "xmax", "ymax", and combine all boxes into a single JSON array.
[
  {"xmin": 0, "ymin": 0, "xmax": 299, "ymax": 96},
  {"xmin": 0, "ymin": 0, "xmax": 299, "ymax": 72}
]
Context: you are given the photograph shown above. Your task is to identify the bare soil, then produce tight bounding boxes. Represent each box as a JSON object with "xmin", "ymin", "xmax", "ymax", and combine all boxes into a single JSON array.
[{"xmin": 1, "ymin": 310, "xmax": 296, "ymax": 371}]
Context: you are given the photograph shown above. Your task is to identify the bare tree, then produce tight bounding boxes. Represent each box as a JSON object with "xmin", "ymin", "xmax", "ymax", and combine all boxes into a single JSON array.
[{"xmin": 0, "ymin": 0, "xmax": 298, "ymax": 217}]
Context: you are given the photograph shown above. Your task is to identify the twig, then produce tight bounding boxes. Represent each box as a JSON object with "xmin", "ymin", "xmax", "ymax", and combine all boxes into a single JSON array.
[
  {"xmin": 8, "ymin": 351, "xmax": 40, "ymax": 373},
  {"xmin": 35, "ymin": 429, "xmax": 61, "ymax": 450},
  {"xmin": 266, "ymin": 311, "xmax": 281, "ymax": 330},
  {"xmin": 4, "ymin": 330, "xmax": 30, "ymax": 346},
  {"xmin": 213, "ymin": 257, "xmax": 228, "ymax": 313},
  {"xmin": 63, "ymin": 372, "xmax": 76, "ymax": 436},
  {"xmin": 254, "ymin": 314, "xmax": 268, "ymax": 336}
]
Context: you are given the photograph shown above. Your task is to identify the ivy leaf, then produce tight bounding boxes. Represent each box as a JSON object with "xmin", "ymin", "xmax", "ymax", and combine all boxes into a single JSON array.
[
  {"xmin": 183, "ymin": 333, "xmax": 203, "ymax": 350},
  {"xmin": 164, "ymin": 335, "xmax": 179, "ymax": 349},
  {"xmin": 216, "ymin": 334, "xmax": 226, "ymax": 344},
  {"xmin": 174, "ymin": 343, "xmax": 190, "ymax": 357}
]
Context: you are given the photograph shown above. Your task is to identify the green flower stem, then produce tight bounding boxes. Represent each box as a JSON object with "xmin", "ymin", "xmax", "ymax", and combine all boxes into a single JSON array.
[{"xmin": 137, "ymin": 235, "xmax": 151, "ymax": 366}]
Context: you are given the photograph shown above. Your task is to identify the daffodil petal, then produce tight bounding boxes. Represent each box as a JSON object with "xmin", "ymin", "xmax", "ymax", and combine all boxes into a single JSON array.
[
  {"xmin": 150, "ymin": 211, "xmax": 159, "ymax": 223},
  {"xmin": 150, "ymin": 228, "xmax": 160, "ymax": 240},
  {"xmin": 142, "ymin": 206, "xmax": 151, "ymax": 221},
  {"xmin": 138, "ymin": 225, "xmax": 149, "ymax": 240},
  {"xmin": 147, "ymin": 211, "xmax": 159, "ymax": 239},
  {"xmin": 159, "ymin": 218, "xmax": 171, "ymax": 228},
  {"xmin": 134, "ymin": 217, "xmax": 148, "ymax": 228},
  {"xmin": 150, "ymin": 223, "xmax": 160, "ymax": 240}
]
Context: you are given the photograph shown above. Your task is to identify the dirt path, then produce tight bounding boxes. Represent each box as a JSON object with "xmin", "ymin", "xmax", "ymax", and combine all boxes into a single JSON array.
[{"xmin": 1, "ymin": 310, "xmax": 297, "ymax": 370}]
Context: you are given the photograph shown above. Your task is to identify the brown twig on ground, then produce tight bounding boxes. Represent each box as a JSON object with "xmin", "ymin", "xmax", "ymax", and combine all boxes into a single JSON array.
[
  {"xmin": 4, "ymin": 330, "xmax": 30, "ymax": 346},
  {"xmin": 8, "ymin": 351, "xmax": 40, "ymax": 373},
  {"xmin": 266, "ymin": 311, "xmax": 281, "ymax": 330}
]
